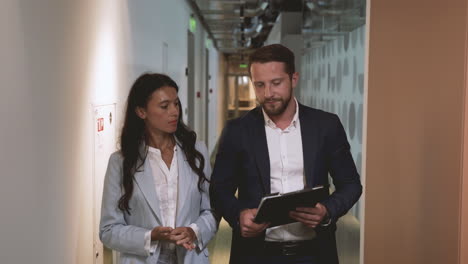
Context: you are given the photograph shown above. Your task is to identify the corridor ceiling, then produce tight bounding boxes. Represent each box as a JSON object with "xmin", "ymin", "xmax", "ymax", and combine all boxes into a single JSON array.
[{"xmin": 189, "ymin": 0, "xmax": 366, "ymax": 58}]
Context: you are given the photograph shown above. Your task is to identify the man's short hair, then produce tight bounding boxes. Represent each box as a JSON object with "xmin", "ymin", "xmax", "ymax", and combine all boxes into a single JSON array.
[{"xmin": 248, "ymin": 44, "xmax": 295, "ymax": 78}]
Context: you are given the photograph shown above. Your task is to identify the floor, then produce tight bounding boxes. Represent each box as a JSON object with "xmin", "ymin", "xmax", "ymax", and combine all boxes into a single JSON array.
[{"xmin": 208, "ymin": 213, "xmax": 361, "ymax": 264}]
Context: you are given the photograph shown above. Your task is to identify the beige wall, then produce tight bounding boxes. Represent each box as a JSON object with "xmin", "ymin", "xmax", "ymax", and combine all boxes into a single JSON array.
[
  {"xmin": 364, "ymin": 0, "xmax": 467, "ymax": 263},
  {"xmin": 462, "ymin": 38, "xmax": 468, "ymax": 263}
]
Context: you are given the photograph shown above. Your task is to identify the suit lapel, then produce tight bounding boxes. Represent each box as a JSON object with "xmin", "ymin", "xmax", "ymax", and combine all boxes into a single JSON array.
[
  {"xmin": 133, "ymin": 156, "xmax": 162, "ymax": 222},
  {"xmin": 299, "ymin": 104, "xmax": 319, "ymax": 187},
  {"xmin": 175, "ymin": 144, "xmax": 192, "ymax": 226},
  {"xmin": 251, "ymin": 108, "xmax": 271, "ymax": 195}
]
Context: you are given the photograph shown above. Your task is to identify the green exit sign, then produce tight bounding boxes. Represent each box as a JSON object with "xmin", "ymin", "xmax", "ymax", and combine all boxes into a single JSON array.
[
  {"xmin": 189, "ymin": 17, "xmax": 197, "ymax": 33},
  {"xmin": 239, "ymin": 64, "xmax": 247, "ymax": 68}
]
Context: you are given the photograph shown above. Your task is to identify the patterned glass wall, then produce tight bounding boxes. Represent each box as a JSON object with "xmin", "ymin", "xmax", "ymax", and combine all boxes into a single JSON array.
[{"xmin": 298, "ymin": 25, "xmax": 365, "ymax": 219}]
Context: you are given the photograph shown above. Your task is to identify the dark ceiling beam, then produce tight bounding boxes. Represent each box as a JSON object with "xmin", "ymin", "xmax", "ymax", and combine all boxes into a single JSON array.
[
  {"xmin": 203, "ymin": 14, "xmax": 241, "ymax": 19},
  {"xmin": 211, "ymin": 29, "xmax": 235, "ymax": 33},
  {"xmin": 209, "ymin": 0, "xmax": 245, "ymax": 4},
  {"xmin": 213, "ymin": 34, "xmax": 236, "ymax": 38},
  {"xmin": 205, "ymin": 18, "xmax": 243, "ymax": 23},
  {"xmin": 201, "ymin": 10, "xmax": 237, "ymax": 15}
]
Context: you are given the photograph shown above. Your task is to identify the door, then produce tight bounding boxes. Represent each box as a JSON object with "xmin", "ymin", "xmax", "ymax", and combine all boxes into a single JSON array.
[
  {"xmin": 187, "ymin": 30, "xmax": 195, "ymax": 128},
  {"xmin": 93, "ymin": 104, "xmax": 117, "ymax": 264},
  {"xmin": 205, "ymin": 48, "xmax": 210, "ymax": 147}
]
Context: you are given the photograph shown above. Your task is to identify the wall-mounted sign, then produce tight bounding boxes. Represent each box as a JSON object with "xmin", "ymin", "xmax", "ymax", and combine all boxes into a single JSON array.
[
  {"xmin": 97, "ymin": 118, "xmax": 104, "ymax": 132},
  {"xmin": 189, "ymin": 16, "xmax": 197, "ymax": 33}
]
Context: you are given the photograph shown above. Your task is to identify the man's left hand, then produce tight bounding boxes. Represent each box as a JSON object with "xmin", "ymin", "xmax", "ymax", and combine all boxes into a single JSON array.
[{"xmin": 289, "ymin": 203, "xmax": 328, "ymax": 228}]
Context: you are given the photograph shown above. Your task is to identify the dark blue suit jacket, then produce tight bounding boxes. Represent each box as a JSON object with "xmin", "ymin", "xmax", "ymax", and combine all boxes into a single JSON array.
[{"xmin": 210, "ymin": 104, "xmax": 362, "ymax": 264}]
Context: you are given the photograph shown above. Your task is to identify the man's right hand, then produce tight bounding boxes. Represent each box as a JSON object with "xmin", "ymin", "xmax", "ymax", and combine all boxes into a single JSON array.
[{"xmin": 239, "ymin": 209, "xmax": 269, "ymax": 237}]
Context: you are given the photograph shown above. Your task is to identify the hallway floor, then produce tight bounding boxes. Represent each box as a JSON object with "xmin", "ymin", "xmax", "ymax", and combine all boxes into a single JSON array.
[{"xmin": 208, "ymin": 213, "xmax": 361, "ymax": 264}]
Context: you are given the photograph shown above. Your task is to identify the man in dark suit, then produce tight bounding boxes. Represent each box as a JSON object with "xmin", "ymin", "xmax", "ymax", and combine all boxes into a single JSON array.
[{"xmin": 210, "ymin": 44, "xmax": 362, "ymax": 264}]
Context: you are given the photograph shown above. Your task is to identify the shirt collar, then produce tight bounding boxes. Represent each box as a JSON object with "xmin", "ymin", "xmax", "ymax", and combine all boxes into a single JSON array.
[
  {"xmin": 147, "ymin": 136, "xmax": 177, "ymax": 155},
  {"xmin": 262, "ymin": 97, "xmax": 300, "ymax": 129}
]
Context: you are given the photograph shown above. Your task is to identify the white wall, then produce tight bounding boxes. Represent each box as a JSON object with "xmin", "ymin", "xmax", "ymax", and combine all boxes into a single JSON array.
[
  {"xmin": 207, "ymin": 45, "xmax": 222, "ymax": 154},
  {"xmin": 0, "ymin": 0, "xmax": 221, "ymax": 263},
  {"xmin": 296, "ymin": 25, "xmax": 366, "ymax": 264},
  {"xmin": 0, "ymin": 1, "xmax": 44, "ymax": 263},
  {"xmin": 299, "ymin": 25, "xmax": 366, "ymax": 218}
]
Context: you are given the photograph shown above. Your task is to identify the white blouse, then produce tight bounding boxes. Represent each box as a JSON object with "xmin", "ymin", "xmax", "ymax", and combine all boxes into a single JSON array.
[{"xmin": 143, "ymin": 144, "xmax": 200, "ymax": 256}]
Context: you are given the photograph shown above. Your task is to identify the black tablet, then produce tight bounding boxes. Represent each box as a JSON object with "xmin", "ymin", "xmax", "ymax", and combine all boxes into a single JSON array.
[{"xmin": 253, "ymin": 185, "xmax": 329, "ymax": 227}]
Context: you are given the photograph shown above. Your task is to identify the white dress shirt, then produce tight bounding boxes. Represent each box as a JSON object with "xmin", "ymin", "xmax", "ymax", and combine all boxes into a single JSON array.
[
  {"xmin": 263, "ymin": 98, "xmax": 317, "ymax": 242},
  {"xmin": 143, "ymin": 143, "xmax": 200, "ymax": 257}
]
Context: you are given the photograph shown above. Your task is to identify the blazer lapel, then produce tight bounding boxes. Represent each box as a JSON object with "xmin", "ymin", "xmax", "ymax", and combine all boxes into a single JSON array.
[
  {"xmin": 175, "ymin": 144, "xmax": 192, "ymax": 226},
  {"xmin": 251, "ymin": 108, "xmax": 271, "ymax": 195},
  {"xmin": 299, "ymin": 104, "xmax": 319, "ymax": 188},
  {"xmin": 133, "ymin": 156, "xmax": 162, "ymax": 222}
]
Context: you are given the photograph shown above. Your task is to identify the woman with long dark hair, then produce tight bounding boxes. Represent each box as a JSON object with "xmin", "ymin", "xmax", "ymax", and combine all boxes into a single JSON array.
[{"xmin": 100, "ymin": 73, "xmax": 217, "ymax": 264}]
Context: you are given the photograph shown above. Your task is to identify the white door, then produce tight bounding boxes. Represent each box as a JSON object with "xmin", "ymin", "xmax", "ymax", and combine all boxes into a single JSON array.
[
  {"xmin": 187, "ymin": 30, "xmax": 195, "ymax": 128},
  {"xmin": 93, "ymin": 104, "xmax": 117, "ymax": 264}
]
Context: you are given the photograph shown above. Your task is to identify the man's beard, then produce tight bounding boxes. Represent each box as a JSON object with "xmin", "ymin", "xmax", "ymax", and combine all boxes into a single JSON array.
[{"xmin": 261, "ymin": 93, "xmax": 292, "ymax": 117}]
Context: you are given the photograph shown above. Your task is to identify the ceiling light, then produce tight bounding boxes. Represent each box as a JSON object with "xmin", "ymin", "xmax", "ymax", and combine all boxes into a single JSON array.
[
  {"xmin": 255, "ymin": 23, "xmax": 263, "ymax": 33},
  {"xmin": 306, "ymin": 2, "xmax": 316, "ymax": 10}
]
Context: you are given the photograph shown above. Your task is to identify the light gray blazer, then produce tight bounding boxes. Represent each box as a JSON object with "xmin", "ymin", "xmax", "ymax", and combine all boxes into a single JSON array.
[{"xmin": 100, "ymin": 141, "xmax": 218, "ymax": 264}]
